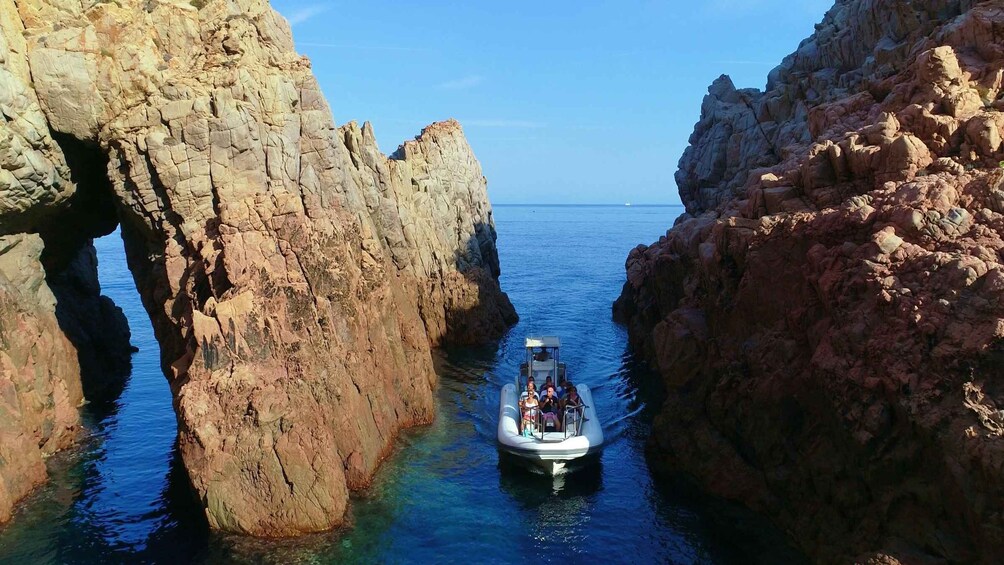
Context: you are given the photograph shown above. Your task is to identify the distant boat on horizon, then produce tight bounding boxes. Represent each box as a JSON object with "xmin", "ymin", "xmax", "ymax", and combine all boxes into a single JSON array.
[{"xmin": 624, "ymin": 202, "xmax": 631, "ymax": 206}]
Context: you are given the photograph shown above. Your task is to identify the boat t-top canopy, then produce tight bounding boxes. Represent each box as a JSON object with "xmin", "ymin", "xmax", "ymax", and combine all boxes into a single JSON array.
[
  {"xmin": 525, "ymin": 336, "xmax": 561, "ymax": 349},
  {"xmin": 519, "ymin": 336, "xmax": 565, "ymax": 390}
]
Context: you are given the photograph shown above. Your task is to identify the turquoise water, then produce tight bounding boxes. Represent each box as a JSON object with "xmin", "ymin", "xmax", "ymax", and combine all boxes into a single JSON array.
[{"xmin": 0, "ymin": 205, "xmax": 804, "ymax": 564}]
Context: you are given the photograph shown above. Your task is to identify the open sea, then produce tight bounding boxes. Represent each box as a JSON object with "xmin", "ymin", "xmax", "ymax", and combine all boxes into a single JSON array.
[{"xmin": 0, "ymin": 205, "xmax": 805, "ymax": 564}]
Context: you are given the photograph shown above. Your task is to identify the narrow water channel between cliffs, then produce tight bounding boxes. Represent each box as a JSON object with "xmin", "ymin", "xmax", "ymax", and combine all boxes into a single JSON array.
[{"xmin": 0, "ymin": 204, "xmax": 806, "ymax": 564}]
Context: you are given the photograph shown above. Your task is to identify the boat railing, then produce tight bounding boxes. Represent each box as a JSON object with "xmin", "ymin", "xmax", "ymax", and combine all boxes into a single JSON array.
[
  {"xmin": 521, "ymin": 400, "xmax": 586, "ymax": 441},
  {"xmin": 520, "ymin": 408, "xmax": 545, "ymax": 440},
  {"xmin": 535, "ymin": 410, "xmax": 553, "ymax": 441},
  {"xmin": 563, "ymin": 404, "xmax": 585, "ymax": 439},
  {"xmin": 525, "ymin": 404, "xmax": 586, "ymax": 441},
  {"xmin": 518, "ymin": 410, "xmax": 543, "ymax": 440}
]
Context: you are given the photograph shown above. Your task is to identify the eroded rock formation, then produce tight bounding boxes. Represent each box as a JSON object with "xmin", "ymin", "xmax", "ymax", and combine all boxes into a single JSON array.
[
  {"xmin": 0, "ymin": 234, "xmax": 81, "ymax": 525},
  {"xmin": 340, "ymin": 120, "xmax": 516, "ymax": 346},
  {"xmin": 0, "ymin": 2, "xmax": 98, "ymax": 525},
  {"xmin": 617, "ymin": 2, "xmax": 1004, "ymax": 563},
  {"xmin": 0, "ymin": 0, "xmax": 513, "ymax": 535}
]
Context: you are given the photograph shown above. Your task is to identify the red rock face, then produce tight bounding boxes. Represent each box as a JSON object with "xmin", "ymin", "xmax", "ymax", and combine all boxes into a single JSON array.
[
  {"xmin": 0, "ymin": 4, "xmax": 98, "ymax": 525},
  {"xmin": 0, "ymin": 0, "xmax": 514, "ymax": 535},
  {"xmin": 0, "ymin": 235, "xmax": 82, "ymax": 525},
  {"xmin": 617, "ymin": 2, "xmax": 1004, "ymax": 563}
]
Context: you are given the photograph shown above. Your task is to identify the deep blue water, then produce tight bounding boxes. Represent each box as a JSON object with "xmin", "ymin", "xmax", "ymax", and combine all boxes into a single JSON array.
[{"xmin": 0, "ymin": 205, "xmax": 804, "ymax": 564}]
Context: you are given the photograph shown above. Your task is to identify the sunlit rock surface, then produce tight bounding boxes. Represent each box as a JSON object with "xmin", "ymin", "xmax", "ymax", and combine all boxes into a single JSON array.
[{"xmin": 0, "ymin": 0, "xmax": 513, "ymax": 534}]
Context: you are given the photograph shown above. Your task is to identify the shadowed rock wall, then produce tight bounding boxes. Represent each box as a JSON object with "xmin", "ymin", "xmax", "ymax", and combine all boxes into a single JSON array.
[
  {"xmin": 0, "ymin": 234, "xmax": 81, "ymax": 524},
  {"xmin": 0, "ymin": 1, "xmax": 97, "ymax": 524},
  {"xmin": 617, "ymin": 2, "xmax": 1004, "ymax": 563}
]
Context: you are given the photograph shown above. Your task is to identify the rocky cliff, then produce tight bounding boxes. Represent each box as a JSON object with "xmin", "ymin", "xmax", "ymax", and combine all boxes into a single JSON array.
[
  {"xmin": 0, "ymin": 0, "xmax": 513, "ymax": 535},
  {"xmin": 0, "ymin": 0, "xmax": 106, "ymax": 525},
  {"xmin": 340, "ymin": 119, "xmax": 516, "ymax": 346},
  {"xmin": 616, "ymin": 2, "xmax": 1004, "ymax": 563},
  {"xmin": 0, "ymin": 234, "xmax": 82, "ymax": 525}
]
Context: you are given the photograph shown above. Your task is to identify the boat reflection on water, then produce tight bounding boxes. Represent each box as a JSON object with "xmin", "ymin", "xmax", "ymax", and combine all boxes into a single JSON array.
[
  {"xmin": 497, "ymin": 454, "xmax": 603, "ymax": 501},
  {"xmin": 497, "ymin": 457, "xmax": 604, "ymax": 554}
]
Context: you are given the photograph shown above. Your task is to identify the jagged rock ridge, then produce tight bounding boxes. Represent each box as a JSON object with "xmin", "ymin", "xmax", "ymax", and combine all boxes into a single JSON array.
[
  {"xmin": 0, "ymin": 0, "xmax": 514, "ymax": 535},
  {"xmin": 617, "ymin": 2, "xmax": 1004, "ymax": 563}
]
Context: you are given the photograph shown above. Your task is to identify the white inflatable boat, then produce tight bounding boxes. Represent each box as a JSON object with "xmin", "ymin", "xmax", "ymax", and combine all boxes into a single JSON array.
[{"xmin": 496, "ymin": 337, "xmax": 604, "ymax": 475}]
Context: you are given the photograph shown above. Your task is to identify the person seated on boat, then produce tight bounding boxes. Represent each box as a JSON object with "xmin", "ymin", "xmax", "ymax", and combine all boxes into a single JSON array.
[
  {"xmin": 533, "ymin": 349, "xmax": 550, "ymax": 362},
  {"xmin": 557, "ymin": 378, "xmax": 571, "ymax": 398},
  {"xmin": 561, "ymin": 386, "xmax": 584, "ymax": 431},
  {"xmin": 543, "ymin": 375, "xmax": 555, "ymax": 393},
  {"xmin": 564, "ymin": 383, "xmax": 579, "ymax": 405},
  {"xmin": 562, "ymin": 386, "xmax": 583, "ymax": 415},
  {"xmin": 521, "ymin": 391, "xmax": 539, "ymax": 435},
  {"xmin": 539, "ymin": 385, "xmax": 562, "ymax": 432},
  {"xmin": 520, "ymin": 380, "xmax": 539, "ymax": 404},
  {"xmin": 521, "ymin": 411, "xmax": 535, "ymax": 437}
]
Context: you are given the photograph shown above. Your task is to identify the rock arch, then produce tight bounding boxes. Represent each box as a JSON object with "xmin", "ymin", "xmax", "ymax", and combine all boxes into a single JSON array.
[{"xmin": 0, "ymin": 0, "xmax": 515, "ymax": 534}]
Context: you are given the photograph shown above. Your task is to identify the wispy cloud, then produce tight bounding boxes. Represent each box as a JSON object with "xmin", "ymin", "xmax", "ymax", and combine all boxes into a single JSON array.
[
  {"xmin": 437, "ymin": 75, "xmax": 484, "ymax": 90},
  {"xmin": 462, "ymin": 119, "xmax": 545, "ymax": 129},
  {"xmin": 285, "ymin": 4, "xmax": 329, "ymax": 26}
]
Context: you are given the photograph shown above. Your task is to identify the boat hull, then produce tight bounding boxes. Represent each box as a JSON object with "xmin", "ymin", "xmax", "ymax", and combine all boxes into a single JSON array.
[
  {"xmin": 498, "ymin": 449, "xmax": 602, "ymax": 476},
  {"xmin": 496, "ymin": 383, "xmax": 603, "ymax": 475}
]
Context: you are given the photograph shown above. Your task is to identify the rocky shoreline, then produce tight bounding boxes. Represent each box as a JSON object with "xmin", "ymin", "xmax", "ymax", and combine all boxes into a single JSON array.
[
  {"xmin": 0, "ymin": 0, "xmax": 513, "ymax": 535},
  {"xmin": 616, "ymin": 1, "xmax": 1004, "ymax": 563}
]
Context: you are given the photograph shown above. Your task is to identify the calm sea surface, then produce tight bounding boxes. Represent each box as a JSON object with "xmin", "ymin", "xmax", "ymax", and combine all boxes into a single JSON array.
[{"xmin": 0, "ymin": 205, "xmax": 805, "ymax": 564}]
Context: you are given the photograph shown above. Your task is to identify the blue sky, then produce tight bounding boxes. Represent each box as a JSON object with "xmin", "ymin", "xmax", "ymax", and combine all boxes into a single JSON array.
[{"xmin": 271, "ymin": 1, "xmax": 833, "ymax": 205}]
